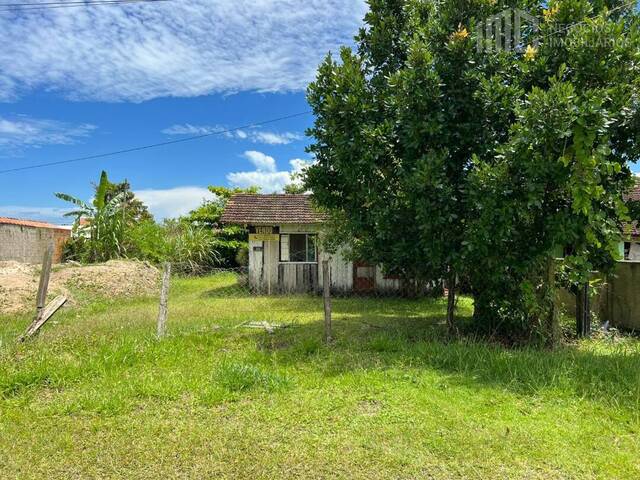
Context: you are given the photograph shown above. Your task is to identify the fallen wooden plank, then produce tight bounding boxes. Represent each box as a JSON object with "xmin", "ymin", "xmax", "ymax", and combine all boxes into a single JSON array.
[
  {"xmin": 239, "ymin": 321, "xmax": 293, "ymax": 334},
  {"xmin": 19, "ymin": 296, "xmax": 67, "ymax": 342}
]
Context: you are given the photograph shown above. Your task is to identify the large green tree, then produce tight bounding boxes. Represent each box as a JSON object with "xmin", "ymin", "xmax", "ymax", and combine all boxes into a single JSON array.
[
  {"xmin": 103, "ymin": 178, "xmax": 153, "ymax": 224},
  {"xmin": 184, "ymin": 185, "xmax": 260, "ymax": 267},
  {"xmin": 305, "ymin": 0, "xmax": 640, "ymax": 341}
]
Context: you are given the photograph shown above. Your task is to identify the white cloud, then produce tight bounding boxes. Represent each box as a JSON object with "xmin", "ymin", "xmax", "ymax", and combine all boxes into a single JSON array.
[
  {"xmin": 0, "ymin": 1, "xmax": 368, "ymax": 102},
  {"xmin": 227, "ymin": 152, "xmax": 313, "ymax": 192},
  {"xmin": 0, "ymin": 205, "xmax": 72, "ymax": 224},
  {"xmin": 244, "ymin": 150, "xmax": 276, "ymax": 172},
  {"xmin": 0, "ymin": 115, "xmax": 96, "ymax": 154},
  {"xmin": 250, "ymin": 131, "xmax": 302, "ymax": 145},
  {"xmin": 134, "ymin": 186, "xmax": 214, "ymax": 220},
  {"xmin": 161, "ymin": 124, "xmax": 220, "ymax": 136},
  {"xmin": 162, "ymin": 124, "xmax": 302, "ymax": 145}
]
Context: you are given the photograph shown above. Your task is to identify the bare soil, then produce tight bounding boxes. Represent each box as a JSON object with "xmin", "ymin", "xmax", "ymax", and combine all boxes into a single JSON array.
[{"xmin": 0, "ymin": 260, "xmax": 159, "ymax": 315}]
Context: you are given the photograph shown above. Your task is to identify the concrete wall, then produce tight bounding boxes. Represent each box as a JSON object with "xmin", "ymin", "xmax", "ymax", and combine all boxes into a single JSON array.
[{"xmin": 0, "ymin": 224, "xmax": 70, "ymax": 264}]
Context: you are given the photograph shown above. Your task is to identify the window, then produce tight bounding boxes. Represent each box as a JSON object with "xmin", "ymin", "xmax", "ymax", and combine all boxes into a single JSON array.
[
  {"xmin": 624, "ymin": 242, "xmax": 631, "ymax": 260},
  {"xmin": 280, "ymin": 234, "xmax": 317, "ymax": 262}
]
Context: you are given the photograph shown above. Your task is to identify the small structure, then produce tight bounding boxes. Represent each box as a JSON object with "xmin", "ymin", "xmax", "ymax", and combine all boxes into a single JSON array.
[
  {"xmin": 221, "ymin": 194, "xmax": 401, "ymax": 294},
  {"xmin": 0, "ymin": 217, "xmax": 71, "ymax": 264}
]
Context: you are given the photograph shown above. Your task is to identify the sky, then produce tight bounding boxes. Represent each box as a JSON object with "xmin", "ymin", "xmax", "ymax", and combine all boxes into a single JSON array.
[{"xmin": 0, "ymin": 0, "xmax": 368, "ymax": 222}]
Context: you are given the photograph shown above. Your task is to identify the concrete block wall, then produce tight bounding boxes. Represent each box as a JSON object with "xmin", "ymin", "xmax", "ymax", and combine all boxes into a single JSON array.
[{"xmin": 0, "ymin": 224, "xmax": 70, "ymax": 264}]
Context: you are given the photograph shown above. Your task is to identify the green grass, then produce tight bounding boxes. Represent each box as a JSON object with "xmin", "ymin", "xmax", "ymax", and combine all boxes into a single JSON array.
[{"xmin": 0, "ymin": 273, "xmax": 639, "ymax": 479}]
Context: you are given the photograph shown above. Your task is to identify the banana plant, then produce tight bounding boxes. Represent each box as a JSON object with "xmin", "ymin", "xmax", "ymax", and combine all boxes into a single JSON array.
[{"xmin": 55, "ymin": 171, "xmax": 127, "ymax": 262}]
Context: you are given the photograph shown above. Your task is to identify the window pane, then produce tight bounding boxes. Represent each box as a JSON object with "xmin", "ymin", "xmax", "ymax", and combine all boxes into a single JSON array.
[
  {"xmin": 307, "ymin": 235, "xmax": 317, "ymax": 262},
  {"xmin": 280, "ymin": 234, "xmax": 290, "ymax": 261},
  {"xmin": 289, "ymin": 234, "xmax": 307, "ymax": 262}
]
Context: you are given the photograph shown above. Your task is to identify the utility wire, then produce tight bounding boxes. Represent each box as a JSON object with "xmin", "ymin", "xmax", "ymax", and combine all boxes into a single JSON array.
[
  {"xmin": 0, "ymin": 0, "xmax": 168, "ymax": 12},
  {"xmin": 0, "ymin": 111, "xmax": 313, "ymax": 175}
]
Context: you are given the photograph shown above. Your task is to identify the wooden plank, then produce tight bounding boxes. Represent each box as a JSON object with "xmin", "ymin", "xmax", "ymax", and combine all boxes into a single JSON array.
[
  {"xmin": 157, "ymin": 262, "xmax": 171, "ymax": 338},
  {"xmin": 20, "ymin": 296, "xmax": 67, "ymax": 341},
  {"xmin": 323, "ymin": 260, "xmax": 332, "ymax": 343}
]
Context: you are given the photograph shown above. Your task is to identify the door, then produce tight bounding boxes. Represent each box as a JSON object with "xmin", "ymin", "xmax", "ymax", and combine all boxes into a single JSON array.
[{"xmin": 353, "ymin": 261, "xmax": 376, "ymax": 292}]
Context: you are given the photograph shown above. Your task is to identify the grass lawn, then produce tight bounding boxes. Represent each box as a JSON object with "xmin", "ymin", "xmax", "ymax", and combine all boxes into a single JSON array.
[{"xmin": 1, "ymin": 273, "xmax": 639, "ymax": 479}]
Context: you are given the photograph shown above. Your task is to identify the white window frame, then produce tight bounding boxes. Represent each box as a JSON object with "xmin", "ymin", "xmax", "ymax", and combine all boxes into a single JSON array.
[{"xmin": 279, "ymin": 233, "xmax": 318, "ymax": 264}]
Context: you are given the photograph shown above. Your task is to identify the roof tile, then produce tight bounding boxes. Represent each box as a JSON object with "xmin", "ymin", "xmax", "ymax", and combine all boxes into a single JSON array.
[
  {"xmin": 0, "ymin": 217, "xmax": 69, "ymax": 231},
  {"xmin": 221, "ymin": 194, "xmax": 326, "ymax": 225}
]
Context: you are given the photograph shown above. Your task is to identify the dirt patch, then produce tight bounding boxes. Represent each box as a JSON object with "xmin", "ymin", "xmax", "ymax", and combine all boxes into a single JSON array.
[{"xmin": 0, "ymin": 260, "xmax": 159, "ymax": 315}]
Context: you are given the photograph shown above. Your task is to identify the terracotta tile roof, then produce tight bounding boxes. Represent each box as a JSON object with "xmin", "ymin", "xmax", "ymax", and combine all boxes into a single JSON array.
[
  {"xmin": 221, "ymin": 194, "xmax": 326, "ymax": 225},
  {"xmin": 626, "ymin": 177, "xmax": 640, "ymax": 202},
  {"xmin": 0, "ymin": 217, "xmax": 70, "ymax": 231}
]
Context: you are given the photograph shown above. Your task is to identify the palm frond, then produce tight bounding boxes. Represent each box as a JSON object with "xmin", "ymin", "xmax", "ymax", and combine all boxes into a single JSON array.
[{"xmin": 55, "ymin": 193, "xmax": 92, "ymax": 211}]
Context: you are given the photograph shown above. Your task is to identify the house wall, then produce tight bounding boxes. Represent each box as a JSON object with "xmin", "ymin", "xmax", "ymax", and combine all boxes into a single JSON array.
[
  {"xmin": 628, "ymin": 242, "xmax": 640, "ymax": 261},
  {"xmin": 246, "ymin": 223, "xmax": 415, "ymax": 294},
  {"xmin": 319, "ymin": 248, "xmax": 353, "ymax": 292},
  {"xmin": 0, "ymin": 224, "xmax": 70, "ymax": 264},
  {"xmin": 248, "ymin": 237, "xmax": 279, "ymax": 294},
  {"xmin": 247, "ymin": 223, "xmax": 401, "ymax": 294}
]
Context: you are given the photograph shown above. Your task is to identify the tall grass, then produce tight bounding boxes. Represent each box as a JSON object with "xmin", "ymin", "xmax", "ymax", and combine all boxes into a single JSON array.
[{"xmin": 0, "ymin": 274, "xmax": 638, "ymax": 478}]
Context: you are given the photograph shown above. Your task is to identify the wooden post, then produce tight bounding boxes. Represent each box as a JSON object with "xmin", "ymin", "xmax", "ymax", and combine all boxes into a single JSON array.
[
  {"xmin": 35, "ymin": 244, "xmax": 54, "ymax": 323},
  {"xmin": 322, "ymin": 259, "xmax": 332, "ymax": 343},
  {"xmin": 267, "ymin": 240, "xmax": 271, "ymax": 295},
  {"xmin": 157, "ymin": 262, "xmax": 171, "ymax": 338},
  {"xmin": 19, "ymin": 244, "xmax": 55, "ymax": 342},
  {"xmin": 576, "ymin": 282, "xmax": 591, "ymax": 338}
]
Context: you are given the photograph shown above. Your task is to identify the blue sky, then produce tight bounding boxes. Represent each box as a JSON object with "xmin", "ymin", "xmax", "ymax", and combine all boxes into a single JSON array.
[{"xmin": 0, "ymin": 0, "xmax": 367, "ymax": 222}]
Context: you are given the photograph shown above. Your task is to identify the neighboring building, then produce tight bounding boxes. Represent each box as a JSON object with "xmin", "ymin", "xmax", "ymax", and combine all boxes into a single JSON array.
[
  {"xmin": 220, "ymin": 194, "xmax": 401, "ymax": 294},
  {"xmin": 621, "ymin": 179, "xmax": 640, "ymax": 261},
  {"xmin": 0, "ymin": 217, "xmax": 71, "ymax": 264}
]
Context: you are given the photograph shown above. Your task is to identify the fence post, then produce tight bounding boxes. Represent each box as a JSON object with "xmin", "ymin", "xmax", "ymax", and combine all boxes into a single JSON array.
[
  {"xmin": 19, "ymin": 244, "xmax": 54, "ymax": 342},
  {"xmin": 157, "ymin": 262, "xmax": 171, "ymax": 338},
  {"xmin": 322, "ymin": 259, "xmax": 332, "ymax": 343},
  {"xmin": 576, "ymin": 282, "xmax": 591, "ymax": 338}
]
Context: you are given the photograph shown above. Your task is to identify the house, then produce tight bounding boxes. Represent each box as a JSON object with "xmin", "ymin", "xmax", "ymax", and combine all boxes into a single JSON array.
[
  {"xmin": 0, "ymin": 217, "xmax": 71, "ymax": 264},
  {"xmin": 621, "ymin": 179, "xmax": 640, "ymax": 261},
  {"xmin": 220, "ymin": 194, "xmax": 402, "ymax": 294}
]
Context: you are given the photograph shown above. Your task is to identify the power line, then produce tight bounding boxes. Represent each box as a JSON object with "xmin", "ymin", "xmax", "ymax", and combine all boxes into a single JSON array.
[
  {"xmin": 0, "ymin": 111, "xmax": 313, "ymax": 175},
  {"xmin": 0, "ymin": 0, "xmax": 168, "ymax": 12}
]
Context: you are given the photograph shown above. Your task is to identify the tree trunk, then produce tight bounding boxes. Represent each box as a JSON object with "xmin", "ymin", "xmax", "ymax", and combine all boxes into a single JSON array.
[{"xmin": 447, "ymin": 270, "xmax": 457, "ymax": 335}]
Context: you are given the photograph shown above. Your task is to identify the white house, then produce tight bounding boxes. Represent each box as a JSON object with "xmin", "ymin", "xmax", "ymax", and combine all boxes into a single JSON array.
[{"xmin": 220, "ymin": 194, "xmax": 401, "ymax": 294}]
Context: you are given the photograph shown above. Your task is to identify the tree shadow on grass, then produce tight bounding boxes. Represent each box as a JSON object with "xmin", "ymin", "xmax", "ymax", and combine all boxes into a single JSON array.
[{"xmin": 257, "ymin": 309, "xmax": 640, "ymax": 411}]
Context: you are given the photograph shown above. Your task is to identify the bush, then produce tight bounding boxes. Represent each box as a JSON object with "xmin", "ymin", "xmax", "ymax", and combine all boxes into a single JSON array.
[
  {"xmin": 167, "ymin": 223, "xmax": 220, "ymax": 276},
  {"xmin": 235, "ymin": 245, "xmax": 249, "ymax": 267},
  {"xmin": 124, "ymin": 221, "xmax": 170, "ymax": 264},
  {"xmin": 66, "ymin": 217, "xmax": 232, "ymax": 276}
]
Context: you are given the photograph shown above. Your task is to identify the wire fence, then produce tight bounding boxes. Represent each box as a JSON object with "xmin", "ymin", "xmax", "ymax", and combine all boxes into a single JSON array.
[{"xmin": 158, "ymin": 262, "xmax": 453, "ymax": 342}]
